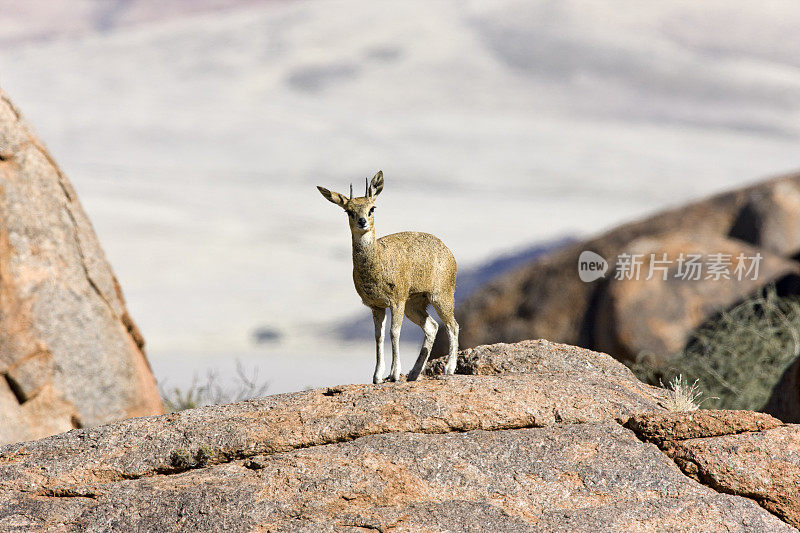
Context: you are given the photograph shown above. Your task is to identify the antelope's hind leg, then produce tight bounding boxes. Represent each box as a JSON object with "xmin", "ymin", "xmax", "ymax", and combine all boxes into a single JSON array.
[
  {"xmin": 405, "ymin": 299, "xmax": 438, "ymax": 381},
  {"xmin": 372, "ymin": 308, "xmax": 386, "ymax": 384},
  {"xmin": 432, "ymin": 293, "xmax": 459, "ymax": 375}
]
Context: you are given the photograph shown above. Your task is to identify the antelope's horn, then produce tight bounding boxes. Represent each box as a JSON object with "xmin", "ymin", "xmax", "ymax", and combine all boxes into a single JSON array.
[
  {"xmin": 365, "ymin": 177, "xmax": 370, "ymax": 198},
  {"xmin": 349, "ymin": 183, "xmax": 353, "ymax": 200}
]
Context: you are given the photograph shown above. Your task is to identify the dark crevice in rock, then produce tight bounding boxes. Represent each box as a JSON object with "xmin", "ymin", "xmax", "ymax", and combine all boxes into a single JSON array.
[
  {"xmin": 64, "ymin": 419, "xmax": 550, "ymax": 486},
  {"xmin": 666, "ymin": 426, "xmax": 778, "ymax": 442},
  {"xmin": 621, "ymin": 417, "xmax": 793, "ymax": 528},
  {"xmin": 577, "ymin": 279, "xmax": 608, "ymax": 349},
  {"xmin": 688, "ymin": 459, "xmax": 794, "ymax": 527},
  {"xmin": 243, "ymin": 458, "xmax": 266, "ymax": 470},
  {"xmin": 728, "ymin": 202, "xmax": 761, "ymax": 246},
  {"xmin": 70, "ymin": 415, "xmax": 83, "ymax": 429},
  {"xmin": 121, "ymin": 310, "xmax": 146, "ymax": 351},
  {"xmin": 29, "ymin": 138, "xmax": 74, "ymax": 202},
  {"xmin": 337, "ymin": 522, "xmax": 383, "ymax": 532},
  {"xmin": 58, "ymin": 186, "xmax": 148, "ymax": 359},
  {"xmin": 40, "ymin": 487, "xmax": 98, "ymax": 499},
  {"xmin": 56, "ymin": 177, "xmax": 74, "ymax": 204},
  {"xmin": 62, "ymin": 206, "xmax": 114, "ymax": 315},
  {"xmin": 3, "ymin": 373, "xmax": 27, "ymax": 404},
  {"xmin": 2, "ymin": 347, "xmax": 53, "ymax": 404}
]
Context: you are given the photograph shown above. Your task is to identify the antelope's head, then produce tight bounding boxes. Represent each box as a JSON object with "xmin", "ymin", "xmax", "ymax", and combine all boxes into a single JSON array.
[{"xmin": 317, "ymin": 171, "xmax": 384, "ymax": 235}]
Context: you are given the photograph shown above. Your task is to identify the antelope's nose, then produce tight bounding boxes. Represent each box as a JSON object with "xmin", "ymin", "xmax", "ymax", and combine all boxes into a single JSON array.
[{"xmin": 358, "ymin": 217, "xmax": 367, "ymax": 227}]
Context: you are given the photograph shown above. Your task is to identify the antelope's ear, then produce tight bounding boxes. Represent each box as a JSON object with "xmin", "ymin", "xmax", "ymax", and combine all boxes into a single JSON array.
[
  {"xmin": 317, "ymin": 186, "xmax": 348, "ymax": 207},
  {"xmin": 370, "ymin": 171, "xmax": 384, "ymax": 198}
]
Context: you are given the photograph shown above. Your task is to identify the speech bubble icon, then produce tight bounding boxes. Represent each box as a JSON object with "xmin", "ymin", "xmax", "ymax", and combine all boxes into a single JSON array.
[{"xmin": 578, "ymin": 250, "xmax": 608, "ymax": 282}]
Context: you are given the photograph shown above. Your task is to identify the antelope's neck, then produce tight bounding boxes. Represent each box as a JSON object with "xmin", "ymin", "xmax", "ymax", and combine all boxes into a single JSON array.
[{"xmin": 352, "ymin": 229, "xmax": 380, "ymax": 272}]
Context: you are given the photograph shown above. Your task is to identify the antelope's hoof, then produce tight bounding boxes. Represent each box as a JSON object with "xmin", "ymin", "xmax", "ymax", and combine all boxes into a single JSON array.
[
  {"xmin": 385, "ymin": 374, "xmax": 399, "ymax": 383},
  {"xmin": 373, "ymin": 377, "xmax": 384, "ymax": 384}
]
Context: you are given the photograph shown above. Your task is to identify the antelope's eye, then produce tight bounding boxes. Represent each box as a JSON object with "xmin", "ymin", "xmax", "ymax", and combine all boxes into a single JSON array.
[
  {"xmin": 369, "ymin": 206, "xmax": 375, "ymax": 215},
  {"xmin": 346, "ymin": 210, "xmax": 354, "ymax": 218}
]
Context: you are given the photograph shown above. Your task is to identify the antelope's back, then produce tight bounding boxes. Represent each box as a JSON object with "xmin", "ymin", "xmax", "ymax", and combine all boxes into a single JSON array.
[{"xmin": 377, "ymin": 232, "xmax": 456, "ymax": 293}]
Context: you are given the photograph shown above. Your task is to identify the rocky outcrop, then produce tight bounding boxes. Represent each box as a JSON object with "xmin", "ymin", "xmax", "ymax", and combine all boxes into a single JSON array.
[
  {"xmin": 444, "ymin": 172, "xmax": 800, "ymax": 365},
  {"xmin": 0, "ymin": 341, "xmax": 796, "ymax": 531},
  {"xmin": 0, "ymin": 87, "xmax": 163, "ymax": 444},
  {"xmin": 593, "ymin": 233, "xmax": 797, "ymax": 361},
  {"xmin": 627, "ymin": 410, "xmax": 800, "ymax": 529}
]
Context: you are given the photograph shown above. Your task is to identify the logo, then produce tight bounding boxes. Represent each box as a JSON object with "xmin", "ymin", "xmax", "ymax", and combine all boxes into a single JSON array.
[{"xmin": 578, "ymin": 251, "xmax": 608, "ymax": 282}]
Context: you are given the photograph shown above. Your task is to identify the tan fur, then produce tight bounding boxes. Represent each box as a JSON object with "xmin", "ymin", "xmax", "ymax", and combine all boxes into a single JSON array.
[{"xmin": 318, "ymin": 171, "xmax": 459, "ymax": 383}]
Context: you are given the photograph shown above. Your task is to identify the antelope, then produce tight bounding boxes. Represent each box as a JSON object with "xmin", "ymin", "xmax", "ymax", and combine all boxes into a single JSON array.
[{"xmin": 317, "ymin": 171, "xmax": 459, "ymax": 384}]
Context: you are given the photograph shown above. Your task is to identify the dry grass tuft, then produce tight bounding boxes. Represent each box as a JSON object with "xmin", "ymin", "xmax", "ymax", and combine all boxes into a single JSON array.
[
  {"xmin": 160, "ymin": 360, "xmax": 269, "ymax": 412},
  {"xmin": 662, "ymin": 375, "xmax": 703, "ymax": 412}
]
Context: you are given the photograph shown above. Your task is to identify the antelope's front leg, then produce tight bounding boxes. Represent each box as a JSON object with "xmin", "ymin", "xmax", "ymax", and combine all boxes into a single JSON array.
[
  {"xmin": 372, "ymin": 308, "xmax": 386, "ymax": 384},
  {"xmin": 388, "ymin": 302, "xmax": 405, "ymax": 382}
]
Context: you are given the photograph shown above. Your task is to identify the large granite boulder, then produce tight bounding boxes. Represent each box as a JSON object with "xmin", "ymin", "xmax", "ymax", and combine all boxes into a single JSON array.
[
  {"xmin": 0, "ymin": 341, "xmax": 795, "ymax": 531},
  {"xmin": 444, "ymin": 172, "xmax": 800, "ymax": 364},
  {"xmin": 592, "ymin": 233, "xmax": 798, "ymax": 362},
  {"xmin": 0, "ymin": 88, "xmax": 163, "ymax": 444}
]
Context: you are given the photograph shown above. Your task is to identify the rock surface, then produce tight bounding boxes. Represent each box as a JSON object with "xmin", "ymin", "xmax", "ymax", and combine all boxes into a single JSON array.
[
  {"xmin": 3, "ymin": 423, "xmax": 789, "ymax": 533},
  {"xmin": 0, "ymin": 341, "xmax": 796, "ymax": 531},
  {"xmin": 625, "ymin": 409, "xmax": 783, "ymax": 443},
  {"xmin": 441, "ymin": 172, "xmax": 800, "ymax": 365},
  {"xmin": 593, "ymin": 234, "xmax": 798, "ymax": 362},
  {"xmin": 0, "ymin": 341, "xmax": 670, "ymax": 493},
  {"xmin": 0, "ymin": 87, "xmax": 163, "ymax": 444},
  {"xmin": 628, "ymin": 410, "xmax": 800, "ymax": 529}
]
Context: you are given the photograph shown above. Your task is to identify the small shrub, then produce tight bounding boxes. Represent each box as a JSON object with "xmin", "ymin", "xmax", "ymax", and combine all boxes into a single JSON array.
[
  {"xmin": 161, "ymin": 360, "xmax": 269, "ymax": 413},
  {"xmin": 662, "ymin": 375, "xmax": 703, "ymax": 412},
  {"xmin": 194, "ymin": 444, "xmax": 214, "ymax": 466},
  {"xmin": 630, "ymin": 286, "xmax": 800, "ymax": 411},
  {"xmin": 170, "ymin": 449, "xmax": 192, "ymax": 469}
]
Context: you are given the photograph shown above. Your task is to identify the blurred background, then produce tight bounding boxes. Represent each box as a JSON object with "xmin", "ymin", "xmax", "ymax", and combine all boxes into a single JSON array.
[{"xmin": 2, "ymin": 0, "xmax": 799, "ymax": 396}]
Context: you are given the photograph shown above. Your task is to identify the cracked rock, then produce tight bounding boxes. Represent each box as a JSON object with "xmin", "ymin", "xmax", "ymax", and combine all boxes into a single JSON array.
[
  {"xmin": 0, "ymin": 86, "xmax": 163, "ymax": 444},
  {"xmin": 0, "ymin": 341, "xmax": 796, "ymax": 531},
  {"xmin": 627, "ymin": 410, "xmax": 800, "ymax": 529}
]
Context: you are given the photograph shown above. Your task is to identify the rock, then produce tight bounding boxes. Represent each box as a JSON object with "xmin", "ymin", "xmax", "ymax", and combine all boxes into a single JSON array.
[
  {"xmin": 0, "ymin": 341, "xmax": 670, "ymax": 493},
  {"xmin": 425, "ymin": 338, "xmax": 653, "ymax": 383},
  {"xmin": 0, "ymin": 87, "xmax": 163, "ymax": 445},
  {"xmin": 441, "ymin": 172, "xmax": 800, "ymax": 364},
  {"xmin": 4, "ymin": 346, "xmax": 53, "ymax": 403},
  {"xmin": 0, "ymin": 341, "xmax": 794, "ymax": 531},
  {"xmin": 625, "ymin": 410, "xmax": 783, "ymax": 444},
  {"xmin": 667, "ymin": 426, "xmax": 800, "ymax": 529},
  {"xmin": 729, "ymin": 179, "xmax": 800, "ymax": 257},
  {"xmin": 593, "ymin": 234, "xmax": 798, "ymax": 362},
  {"xmin": 2, "ymin": 424, "xmax": 789, "ymax": 532},
  {"xmin": 627, "ymin": 410, "xmax": 800, "ymax": 529},
  {"xmin": 764, "ymin": 358, "xmax": 800, "ymax": 423}
]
